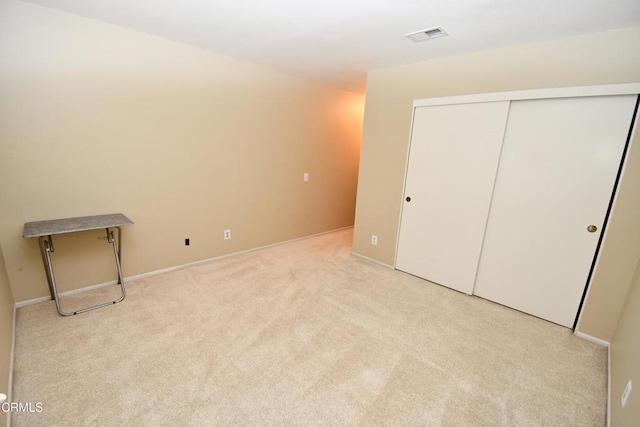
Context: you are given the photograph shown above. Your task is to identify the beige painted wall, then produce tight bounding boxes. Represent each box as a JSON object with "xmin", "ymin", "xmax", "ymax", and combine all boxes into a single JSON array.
[
  {"xmin": 610, "ymin": 256, "xmax": 640, "ymax": 426},
  {"xmin": 353, "ymin": 26, "xmax": 640, "ymax": 341},
  {"xmin": 0, "ymin": 0, "xmax": 364, "ymax": 302},
  {"xmin": 0, "ymin": 243, "xmax": 14, "ymax": 427}
]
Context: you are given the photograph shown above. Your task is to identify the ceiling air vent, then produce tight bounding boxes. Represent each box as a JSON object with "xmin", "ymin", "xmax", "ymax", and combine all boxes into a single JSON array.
[{"xmin": 405, "ymin": 26, "xmax": 448, "ymax": 42}]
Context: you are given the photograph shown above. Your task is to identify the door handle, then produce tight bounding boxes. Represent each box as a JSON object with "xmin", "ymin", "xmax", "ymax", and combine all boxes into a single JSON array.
[
  {"xmin": 406, "ymin": 196, "xmax": 411, "ymax": 202},
  {"xmin": 587, "ymin": 225, "xmax": 597, "ymax": 233}
]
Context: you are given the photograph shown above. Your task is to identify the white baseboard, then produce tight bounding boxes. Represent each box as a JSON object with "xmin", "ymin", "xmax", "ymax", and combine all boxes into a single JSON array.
[
  {"xmin": 573, "ymin": 331, "xmax": 610, "ymax": 426},
  {"xmin": 6, "ymin": 303, "xmax": 16, "ymax": 427},
  {"xmin": 574, "ymin": 331, "xmax": 610, "ymax": 347},
  {"xmin": 15, "ymin": 278, "xmax": 122, "ymax": 307},
  {"xmin": 16, "ymin": 226, "xmax": 354, "ymax": 308},
  {"xmin": 350, "ymin": 252, "xmax": 395, "ymax": 269},
  {"xmin": 607, "ymin": 344, "xmax": 611, "ymax": 427}
]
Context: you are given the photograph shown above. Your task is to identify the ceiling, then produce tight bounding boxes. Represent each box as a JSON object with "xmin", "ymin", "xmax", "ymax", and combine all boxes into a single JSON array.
[{"xmin": 22, "ymin": 0, "xmax": 640, "ymax": 93}]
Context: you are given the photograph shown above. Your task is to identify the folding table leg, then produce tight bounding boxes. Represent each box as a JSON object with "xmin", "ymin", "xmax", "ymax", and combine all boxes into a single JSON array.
[{"xmin": 38, "ymin": 228, "xmax": 127, "ymax": 316}]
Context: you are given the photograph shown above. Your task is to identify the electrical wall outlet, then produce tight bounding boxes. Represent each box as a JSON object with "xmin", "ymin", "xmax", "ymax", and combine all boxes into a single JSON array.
[
  {"xmin": 371, "ymin": 235, "xmax": 378, "ymax": 246},
  {"xmin": 224, "ymin": 229, "xmax": 231, "ymax": 240},
  {"xmin": 622, "ymin": 379, "xmax": 632, "ymax": 408},
  {"xmin": 303, "ymin": 172, "xmax": 309, "ymax": 182}
]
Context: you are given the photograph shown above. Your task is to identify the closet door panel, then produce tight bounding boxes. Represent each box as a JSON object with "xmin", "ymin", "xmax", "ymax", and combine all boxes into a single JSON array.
[
  {"xmin": 396, "ymin": 101, "xmax": 510, "ymax": 294},
  {"xmin": 474, "ymin": 95, "xmax": 637, "ymax": 327}
]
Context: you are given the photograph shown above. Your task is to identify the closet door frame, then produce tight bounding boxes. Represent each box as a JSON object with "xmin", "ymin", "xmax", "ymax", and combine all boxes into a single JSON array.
[
  {"xmin": 411, "ymin": 83, "xmax": 640, "ymax": 109},
  {"xmin": 395, "ymin": 83, "xmax": 640, "ymax": 324}
]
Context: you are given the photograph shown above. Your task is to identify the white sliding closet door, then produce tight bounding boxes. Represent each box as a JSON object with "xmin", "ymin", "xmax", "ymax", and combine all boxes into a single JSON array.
[
  {"xmin": 474, "ymin": 95, "xmax": 637, "ymax": 327},
  {"xmin": 396, "ymin": 101, "xmax": 510, "ymax": 294}
]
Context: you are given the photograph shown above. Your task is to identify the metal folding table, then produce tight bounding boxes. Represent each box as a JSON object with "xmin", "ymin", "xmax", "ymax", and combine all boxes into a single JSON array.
[{"xmin": 23, "ymin": 213, "xmax": 134, "ymax": 316}]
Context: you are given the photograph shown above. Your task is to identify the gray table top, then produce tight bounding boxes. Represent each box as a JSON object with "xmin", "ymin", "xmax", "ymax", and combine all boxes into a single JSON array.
[{"xmin": 24, "ymin": 213, "xmax": 134, "ymax": 238}]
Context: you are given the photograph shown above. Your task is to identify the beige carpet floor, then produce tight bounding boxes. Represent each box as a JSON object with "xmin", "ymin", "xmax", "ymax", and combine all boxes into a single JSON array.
[{"xmin": 12, "ymin": 228, "xmax": 607, "ymax": 426}]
